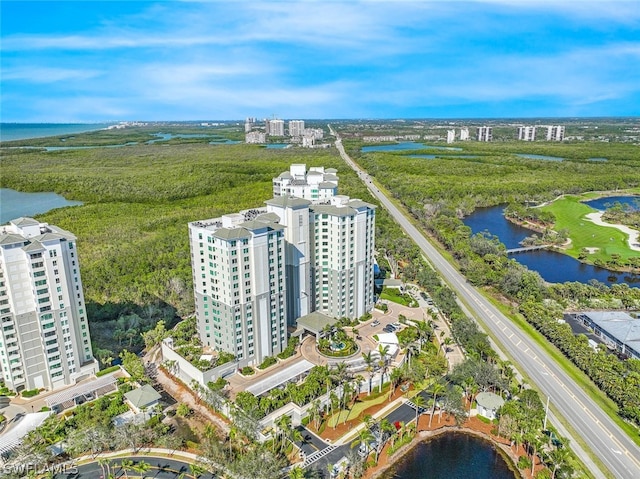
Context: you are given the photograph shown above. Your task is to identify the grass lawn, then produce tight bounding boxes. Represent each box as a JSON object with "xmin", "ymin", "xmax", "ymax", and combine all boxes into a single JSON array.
[
  {"xmin": 379, "ymin": 287, "xmax": 416, "ymax": 306},
  {"xmin": 327, "ymin": 392, "xmax": 389, "ymax": 428},
  {"xmin": 540, "ymin": 194, "xmax": 638, "ymax": 262}
]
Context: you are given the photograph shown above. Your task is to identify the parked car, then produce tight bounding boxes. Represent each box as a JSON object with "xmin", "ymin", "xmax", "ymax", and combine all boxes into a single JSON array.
[
  {"xmin": 392, "ymin": 322, "xmax": 402, "ymax": 329},
  {"xmin": 383, "ymin": 325, "xmax": 396, "ymax": 333}
]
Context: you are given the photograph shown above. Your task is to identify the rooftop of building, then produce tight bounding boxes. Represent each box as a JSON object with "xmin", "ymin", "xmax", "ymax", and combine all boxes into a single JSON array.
[
  {"xmin": 124, "ymin": 384, "xmax": 162, "ymax": 409},
  {"xmin": 310, "ymin": 197, "xmax": 376, "ymax": 217},
  {"xmin": 476, "ymin": 391, "xmax": 505, "ymax": 409},
  {"xmin": 579, "ymin": 311, "xmax": 640, "ymax": 352},
  {"xmin": 1, "ymin": 218, "xmax": 76, "ymax": 246},
  {"xmin": 265, "ymin": 196, "xmax": 312, "ymax": 208},
  {"xmin": 190, "ymin": 206, "xmax": 286, "ymax": 240}
]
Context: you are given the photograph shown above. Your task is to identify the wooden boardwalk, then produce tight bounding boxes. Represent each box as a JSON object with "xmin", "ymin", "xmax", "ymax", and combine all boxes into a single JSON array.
[{"xmin": 506, "ymin": 245, "xmax": 550, "ymax": 254}]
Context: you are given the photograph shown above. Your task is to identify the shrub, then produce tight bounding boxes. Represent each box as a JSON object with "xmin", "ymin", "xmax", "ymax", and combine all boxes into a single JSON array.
[
  {"xmin": 517, "ymin": 456, "xmax": 532, "ymax": 470},
  {"xmin": 96, "ymin": 365, "xmax": 120, "ymax": 377},
  {"xmin": 258, "ymin": 356, "xmax": 277, "ymax": 370},
  {"xmin": 21, "ymin": 388, "xmax": 40, "ymax": 398},
  {"xmin": 241, "ymin": 366, "xmax": 255, "ymax": 376}
]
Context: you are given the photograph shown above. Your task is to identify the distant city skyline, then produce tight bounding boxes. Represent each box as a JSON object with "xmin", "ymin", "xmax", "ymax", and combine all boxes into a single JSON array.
[{"xmin": 2, "ymin": 1, "xmax": 639, "ymax": 122}]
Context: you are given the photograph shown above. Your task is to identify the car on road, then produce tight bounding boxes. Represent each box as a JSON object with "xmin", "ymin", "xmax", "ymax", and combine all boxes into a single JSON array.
[{"xmin": 371, "ymin": 319, "xmax": 380, "ymax": 327}]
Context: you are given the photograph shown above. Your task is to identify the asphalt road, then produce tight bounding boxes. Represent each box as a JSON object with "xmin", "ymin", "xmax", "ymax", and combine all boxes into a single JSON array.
[
  {"xmin": 331, "ymin": 130, "xmax": 640, "ymax": 479},
  {"xmin": 53, "ymin": 455, "xmax": 215, "ymax": 479}
]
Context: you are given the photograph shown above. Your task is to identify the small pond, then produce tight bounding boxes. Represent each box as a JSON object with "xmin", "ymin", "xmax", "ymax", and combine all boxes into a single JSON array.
[
  {"xmin": 515, "ymin": 153, "xmax": 564, "ymax": 161},
  {"xmin": 583, "ymin": 195, "xmax": 639, "ymax": 211},
  {"xmin": 380, "ymin": 432, "xmax": 517, "ymax": 479}
]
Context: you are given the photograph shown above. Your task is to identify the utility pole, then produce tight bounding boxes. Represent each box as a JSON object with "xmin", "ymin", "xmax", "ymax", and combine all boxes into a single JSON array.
[{"xmin": 543, "ymin": 395, "xmax": 550, "ymax": 430}]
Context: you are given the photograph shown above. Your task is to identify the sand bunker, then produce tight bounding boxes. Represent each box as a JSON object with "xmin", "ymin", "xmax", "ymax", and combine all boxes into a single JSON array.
[{"xmin": 584, "ymin": 212, "xmax": 640, "ymax": 252}]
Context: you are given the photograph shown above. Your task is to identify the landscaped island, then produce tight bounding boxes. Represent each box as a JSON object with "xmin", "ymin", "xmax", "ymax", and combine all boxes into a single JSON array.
[{"xmin": 504, "ymin": 191, "xmax": 640, "ymax": 272}]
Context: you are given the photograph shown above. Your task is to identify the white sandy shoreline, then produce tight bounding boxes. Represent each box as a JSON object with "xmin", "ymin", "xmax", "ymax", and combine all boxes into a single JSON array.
[{"xmin": 584, "ymin": 212, "xmax": 640, "ymax": 252}]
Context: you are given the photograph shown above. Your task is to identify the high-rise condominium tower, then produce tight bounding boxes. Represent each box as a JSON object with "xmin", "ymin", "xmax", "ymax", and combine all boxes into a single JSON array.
[
  {"xmin": 273, "ymin": 164, "xmax": 338, "ymax": 202},
  {"xmin": 517, "ymin": 126, "xmax": 536, "ymax": 141},
  {"xmin": 189, "ymin": 177, "xmax": 375, "ymax": 366},
  {"xmin": 0, "ymin": 218, "xmax": 96, "ymax": 392},
  {"xmin": 288, "ymin": 120, "xmax": 305, "ymax": 137},
  {"xmin": 476, "ymin": 126, "xmax": 493, "ymax": 142}
]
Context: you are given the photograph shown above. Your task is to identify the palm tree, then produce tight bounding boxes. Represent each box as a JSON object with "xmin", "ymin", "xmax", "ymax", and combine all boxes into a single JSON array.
[
  {"xmin": 377, "ymin": 344, "xmax": 390, "ymax": 393},
  {"xmin": 404, "ymin": 342, "xmax": 419, "ymax": 367},
  {"xmin": 362, "ymin": 351, "xmax": 375, "ymax": 394},
  {"xmin": 289, "ymin": 465, "xmax": 306, "ymax": 479},
  {"xmin": 189, "ymin": 463, "xmax": 206, "ymax": 478},
  {"xmin": 350, "ymin": 427, "xmax": 376, "ymax": 457},
  {"xmin": 415, "ymin": 320, "xmax": 432, "ymax": 350},
  {"xmin": 98, "ymin": 457, "xmax": 111, "ymax": 478},
  {"xmin": 548, "ymin": 446, "xmax": 570, "ymax": 479},
  {"xmin": 412, "ymin": 394, "xmax": 426, "ymax": 429},
  {"xmin": 276, "ymin": 414, "xmax": 292, "ymax": 452},
  {"xmin": 132, "ymin": 460, "xmax": 151, "ymax": 478},
  {"xmin": 120, "ymin": 459, "xmax": 134, "ymax": 479},
  {"xmin": 428, "ymin": 381, "xmax": 446, "ymax": 428}
]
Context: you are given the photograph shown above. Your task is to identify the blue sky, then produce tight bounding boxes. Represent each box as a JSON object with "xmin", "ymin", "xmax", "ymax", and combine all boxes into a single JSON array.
[{"xmin": 2, "ymin": 0, "xmax": 639, "ymax": 121}]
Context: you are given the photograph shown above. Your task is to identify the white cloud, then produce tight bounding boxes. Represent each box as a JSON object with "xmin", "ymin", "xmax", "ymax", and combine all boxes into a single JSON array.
[{"xmin": 2, "ymin": 67, "xmax": 102, "ymax": 83}]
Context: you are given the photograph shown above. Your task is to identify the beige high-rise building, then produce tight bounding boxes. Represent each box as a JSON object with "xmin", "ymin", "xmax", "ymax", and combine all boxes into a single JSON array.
[
  {"xmin": 288, "ymin": 120, "xmax": 305, "ymax": 137},
  {"xmin": 265, "ymin": 119, "xmax": 285, "ymax": 137},
  {"xmin": 0, "ymin": 218, "xmax": 96, "ymax": 392}
]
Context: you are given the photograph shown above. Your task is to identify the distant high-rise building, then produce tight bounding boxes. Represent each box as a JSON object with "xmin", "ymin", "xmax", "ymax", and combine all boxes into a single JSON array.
[
  {"xmin": 446, "ymin": 129, "xmax": 455, "ymax": 144},
  {"xmin": 244, "ymin": 117, "xmax": 255, "ymax": 133},
  {"xmin": 266, "ymin": 119, "xmax": 285, "ymax": 137},
  {"xmin": 459, "ymin": 128, "xmax": 470, "ymax": 141},
  {"xmin": 546, "ymin": 125, "xmax": 565, "ymax": 141},
  {"xmin": 245, "ymin": 131, "xmax": 266, "ymax": 144},
  {"xmin": 288, "ymin": 120, "xmax": 305, "ymax": 137},
  {"xmin": 517, "ymin": 126, "xmax": 536, "ymax": 141},
  {"xmin": 273, "ymin": 164, "xmax": 338, "ymax": 202},
  {"xmin": 302, "ymin": 136, "xmax": 315, "ymax": 148},
  {"xmin": 0, "ymin": 218, "xmax": 97, "ymax": 392},
  {"xmin": 476, "ymin": 126, "xmax": 493, "ymax": 142}
]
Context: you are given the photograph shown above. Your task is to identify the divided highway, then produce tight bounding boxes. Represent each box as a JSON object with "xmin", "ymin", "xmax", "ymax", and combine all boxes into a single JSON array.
[{"xmin": 331, "ymin": 129, "xmax": 640, "ymax": 479}]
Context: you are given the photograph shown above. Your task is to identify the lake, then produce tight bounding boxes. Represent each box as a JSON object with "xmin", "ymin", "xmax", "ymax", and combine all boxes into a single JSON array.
[
  {"xmin": 361, "ymin": 142, "xmax": 463, "ymax": 152},
  {"xmin": 584, "ymin": 195, "xmax": 639, "ymax": 211},
  {"xmin": 0, "ymin": 188, "xmax": 83, "ymax": 224},
  {"xmin": 463, "ymin": 203, "xmax": 640, "ymax": 287},
  {"xmin": 381, "ymin": 433, "xmax": 516, "ymax": 479}
]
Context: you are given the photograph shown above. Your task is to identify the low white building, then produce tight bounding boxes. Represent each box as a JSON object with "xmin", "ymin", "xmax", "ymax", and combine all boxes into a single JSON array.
[{"xmin": 475, "ymin": 392, "xmax": 504, "ymax": 420}]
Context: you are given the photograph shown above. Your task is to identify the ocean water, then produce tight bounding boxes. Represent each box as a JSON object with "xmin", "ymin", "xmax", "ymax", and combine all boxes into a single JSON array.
[{"xmin": 0, "ymin": 123, "xmax": 113, "ymax": 142}]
